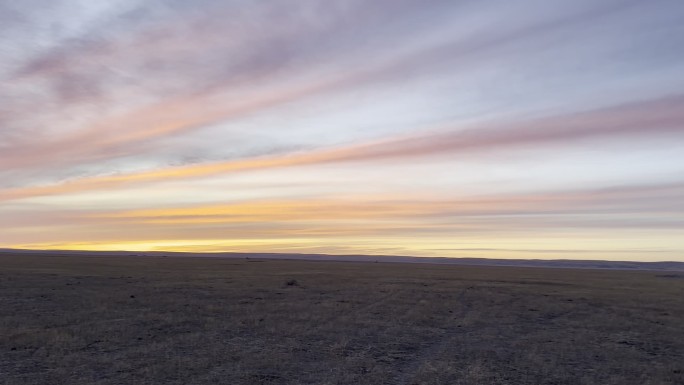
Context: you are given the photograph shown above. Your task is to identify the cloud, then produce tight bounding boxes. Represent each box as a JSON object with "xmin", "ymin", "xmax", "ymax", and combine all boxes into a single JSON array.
[
  {"xmin": 317, "ymin": 94, "xmax": 684, "ymax": 161},
  {"xmin": 3, "ymin": 93, "xmax": 682, "ymax": 202},
  {"xmin": 4, "ymin": 180, "xmax": 683, "ymax": 260},
  {"xmin": 1, "ymin": 1, "xmax": 650, "ymax": 181},
  {"xmin": 5, "ymin": 179, "xmax": 682, "ymax": 228},
  {"xmin": 2, "ymin": 1, "xmax": 684, "ymax": 259}
]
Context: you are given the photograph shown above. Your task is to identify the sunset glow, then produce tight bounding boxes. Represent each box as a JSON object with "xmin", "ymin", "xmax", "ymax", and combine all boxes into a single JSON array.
[{"xmin": 2, "ymin": 1, "xmax": 684, "ymax": 260}]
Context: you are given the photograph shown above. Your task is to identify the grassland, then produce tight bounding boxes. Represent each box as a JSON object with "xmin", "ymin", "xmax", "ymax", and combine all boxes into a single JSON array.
[{"xmin": 1, "ymin": 253, "xmax": 683, "ymax": 385}]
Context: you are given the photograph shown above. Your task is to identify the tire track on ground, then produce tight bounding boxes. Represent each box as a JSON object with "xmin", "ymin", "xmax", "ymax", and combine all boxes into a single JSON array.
[
  {"xmin": 394, "ymin": 285, "xmax": 477, "ymax": 385},
  {"xmin": 316, "ymin": 287, "xmax": 406, "ymax": 331}
]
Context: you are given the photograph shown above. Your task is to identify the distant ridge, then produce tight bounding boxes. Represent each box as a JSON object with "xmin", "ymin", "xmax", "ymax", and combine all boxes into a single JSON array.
[{"xmin": 1, "ymin": 248, "xmax": 683, "ymax": 271}]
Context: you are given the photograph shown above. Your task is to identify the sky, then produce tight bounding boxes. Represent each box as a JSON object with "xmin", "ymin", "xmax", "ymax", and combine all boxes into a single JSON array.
[{"xmin": 1, "ymin": 0, "xmax": 684, "ymax": 261}]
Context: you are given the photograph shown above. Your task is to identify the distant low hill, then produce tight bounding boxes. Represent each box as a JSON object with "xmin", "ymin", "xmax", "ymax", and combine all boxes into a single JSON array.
[{"xmin": 1, "ymin": 248, "xmax": 682, "ymax": 271}]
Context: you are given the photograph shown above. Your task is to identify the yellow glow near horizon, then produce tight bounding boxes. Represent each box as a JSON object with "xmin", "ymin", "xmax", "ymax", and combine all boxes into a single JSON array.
[{"xmin": 10, "ymin": 232, "xmax": 682, "ymax": 262}]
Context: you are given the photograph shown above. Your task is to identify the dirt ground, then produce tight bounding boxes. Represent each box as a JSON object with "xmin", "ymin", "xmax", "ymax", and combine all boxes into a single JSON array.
[{"xmin": 1, "ymin": 253, "xmax": 683, "ymax": 384}]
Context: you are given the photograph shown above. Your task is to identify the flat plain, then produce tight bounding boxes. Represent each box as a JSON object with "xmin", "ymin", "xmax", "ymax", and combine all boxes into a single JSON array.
[{"xmin": 1, "ymin": 253, "xmax": 683, "ymax": 385}]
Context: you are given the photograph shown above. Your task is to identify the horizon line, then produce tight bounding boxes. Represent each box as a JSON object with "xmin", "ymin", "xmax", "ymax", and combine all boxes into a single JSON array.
[{"xmin": 2, "ymin": 247, "xmax": 683, "ymax": 269}]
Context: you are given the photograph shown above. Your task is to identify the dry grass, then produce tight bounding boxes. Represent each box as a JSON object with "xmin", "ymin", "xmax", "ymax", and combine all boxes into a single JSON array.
[{"xmin": 1, "ymin": 253, "xmax": 683, "ymax": 384}]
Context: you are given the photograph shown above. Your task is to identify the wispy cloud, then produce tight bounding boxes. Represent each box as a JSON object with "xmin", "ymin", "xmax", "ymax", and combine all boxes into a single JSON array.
[
  {"xmin": 4, "ymin": 1, "xmax": 673, "ymax": 182},
  {"xmin": 2, "ymin": 94, "xmax": 682, "ymax": 202},
  {"xmin": 2, "ymin": 0, "xmax": 684, "ymax": 260}
]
